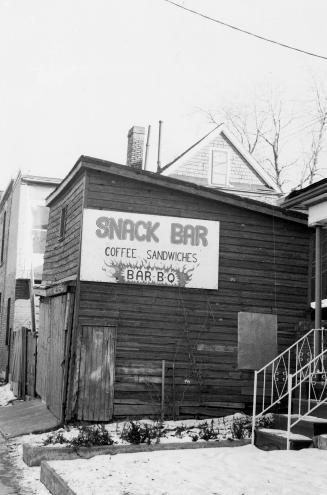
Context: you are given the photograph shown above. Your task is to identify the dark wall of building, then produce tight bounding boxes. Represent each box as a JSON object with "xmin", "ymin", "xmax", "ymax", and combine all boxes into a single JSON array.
[
  {"xmin": 71, "ymin": 169, "xmax": 310, "ymax": 418},
  {"xmin": 42, "ymin": 166, "xmax": 310, "ymax": 419},
  {"xmin": 43, "ymin": 173, "xmax": 85, "ymax": 283}
]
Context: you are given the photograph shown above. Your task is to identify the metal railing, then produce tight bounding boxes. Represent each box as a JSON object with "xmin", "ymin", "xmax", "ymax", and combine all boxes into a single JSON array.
[
  {"xmin": 285, "ymin": 347, "xmax": 327, "ymax": 449},
  {"xmin": 251, "ymin": 328, "xmax": 327, "ymax": 444}
]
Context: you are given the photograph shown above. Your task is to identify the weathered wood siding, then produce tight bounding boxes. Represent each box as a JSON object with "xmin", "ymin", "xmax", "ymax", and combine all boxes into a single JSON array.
[
  {"xmin": 69, "ymin": 169, "xmax": 310, "ymax": 418},
  {"xmin": 42, "ymin": 173, "xmax": 85, "ymax": 283},
  {"xmin": 75, "ymin": 325, "xmax": 116, "ymax": 421}
]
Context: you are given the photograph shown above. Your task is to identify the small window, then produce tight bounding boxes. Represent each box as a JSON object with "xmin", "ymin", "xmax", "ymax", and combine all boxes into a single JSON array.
[
  {"xmin": 59, "ymin": 206, "xmax": 67, "ymax": 240},
  {"xmin": 1, "ymin": 211, "xmax": 6, "ymax": 264},
  {"xmin": 32, "ymin": 205, "xmax": 49, "ymax": 230},
  {"xmin": 209, "ymin": 149, "xmax": 229, "ymax": 186}
]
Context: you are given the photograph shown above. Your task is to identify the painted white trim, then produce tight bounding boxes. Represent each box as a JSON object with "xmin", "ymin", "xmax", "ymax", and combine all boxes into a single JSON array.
[
  {"xmin": 221, "ymin": 126, "xmax": 277, "ymax": 190},
  {"xmin": 162, "ymin": 124, "xmax": 278, "ymax": 191},
  {"xmin": 208, "ymin": 147, "xmax": 230, "ymax": 187}
]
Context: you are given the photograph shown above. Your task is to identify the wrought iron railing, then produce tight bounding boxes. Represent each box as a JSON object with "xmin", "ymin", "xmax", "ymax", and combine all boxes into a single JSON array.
[
  {"xmin": 285, "ymin": 348, "xmax": 327, "ymax": 449},
  {"xmin": 251, "ymin": 328, "xmax": 327, "ymax": 444}
]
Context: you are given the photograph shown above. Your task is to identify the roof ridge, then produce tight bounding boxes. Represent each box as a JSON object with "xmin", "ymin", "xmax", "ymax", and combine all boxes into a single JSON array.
[{"xmin": 159, "ymin": 124, "xmax": 223, "ymax": 173}]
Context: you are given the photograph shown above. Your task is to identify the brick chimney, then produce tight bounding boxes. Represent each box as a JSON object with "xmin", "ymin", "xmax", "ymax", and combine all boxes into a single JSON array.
[{"xmin": 126, "ymin": 126, "xmax": 145, "ymax": 170}]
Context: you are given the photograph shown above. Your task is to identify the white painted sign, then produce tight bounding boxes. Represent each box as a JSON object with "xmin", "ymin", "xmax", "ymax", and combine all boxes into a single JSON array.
[{"xmin": 80, "ymin": 209, "xmax": 219, "ymax": 289}]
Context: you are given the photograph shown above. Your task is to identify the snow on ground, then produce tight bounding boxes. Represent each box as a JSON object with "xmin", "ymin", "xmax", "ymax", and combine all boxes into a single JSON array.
[
  {"xmin": 7, "ymin": 440, "xmax": 49, "ymax": 495},
  {"xmin": 0, "ymin": 383, "xmax": 16, "ymax": 406},
  {"xmin": 46, "ymin": 445, "xmax": 327, "ymax": 495},
  {"xmin": 19, "ymin": 413, "xmax": 249, "ymax": 447}
]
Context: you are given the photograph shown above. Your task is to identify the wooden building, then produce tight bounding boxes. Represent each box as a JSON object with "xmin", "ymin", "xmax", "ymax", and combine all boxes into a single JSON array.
[
  {"xmin": 36, "ymin": 155, "xmax": 311, "ymax": 422},
  {"xmin": 160, "ymin": 124, "xmax": 281, "ymax": 204}
]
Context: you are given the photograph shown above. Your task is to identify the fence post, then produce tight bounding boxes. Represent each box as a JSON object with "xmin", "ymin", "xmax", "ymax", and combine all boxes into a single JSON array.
[
  {"xmin": 251, "ymin": 371, "xmax": 258, "ymax": 445},
  {"xmin": 286, "ymin": 373, "xmax": 293, "ymax": 450}
]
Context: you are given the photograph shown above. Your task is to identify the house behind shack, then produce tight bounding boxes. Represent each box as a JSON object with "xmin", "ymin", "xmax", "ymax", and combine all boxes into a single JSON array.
[
  {"xmin": 159, "ymin": 124, "xmax": 281, "ymax": 204},
  {"xmin": 0, "ymin": 173, "xmax": 61, "ymax": 384},
  {"xmin": 36, "ymin": 154, "xmax": 311, "ymax": 422}
]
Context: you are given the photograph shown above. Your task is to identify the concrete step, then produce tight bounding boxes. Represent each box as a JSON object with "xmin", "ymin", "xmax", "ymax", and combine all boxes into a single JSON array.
[
  {"xmin": 312, "ymin": 434, "xmax": 327, "ymax": 449},
  {"xmin": 273, "ymin": 413, "xmax": 327, "ymax": 438},
  {"xmin": 291, "ymin": 399, "xmax": 327, "ymax": 419},
  {"xmin": 255, "ymin": 428, "xmax": 312, "ymax": 451}
]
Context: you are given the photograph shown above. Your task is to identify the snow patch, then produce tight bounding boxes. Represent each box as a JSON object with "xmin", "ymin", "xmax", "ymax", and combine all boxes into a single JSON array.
[{"xmin": 0, "ymin": 383, "xmax": 16, "ymax": 406}]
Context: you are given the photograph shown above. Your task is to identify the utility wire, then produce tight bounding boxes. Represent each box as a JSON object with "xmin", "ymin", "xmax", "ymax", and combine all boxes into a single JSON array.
[{"xmin": 163, "ymin": 0, "xmax": 327, "ymax": 61}]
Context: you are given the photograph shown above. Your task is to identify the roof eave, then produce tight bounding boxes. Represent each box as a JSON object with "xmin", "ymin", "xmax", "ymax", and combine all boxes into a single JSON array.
[{"xmin": 46, "ymin": 155, "xmax": 307, "ymax": 225}]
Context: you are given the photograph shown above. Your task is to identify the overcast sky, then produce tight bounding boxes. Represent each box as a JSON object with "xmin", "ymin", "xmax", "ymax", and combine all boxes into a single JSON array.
[{"xmin": 1, "ymin": 0, "xmax": 327, "ymax": 191}]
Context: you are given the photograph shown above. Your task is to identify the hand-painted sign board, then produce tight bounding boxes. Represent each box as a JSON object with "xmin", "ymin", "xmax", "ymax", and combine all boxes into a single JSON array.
[{"xmin": 80, "ymin": 209, "xmax": 219, "ymax": 289}]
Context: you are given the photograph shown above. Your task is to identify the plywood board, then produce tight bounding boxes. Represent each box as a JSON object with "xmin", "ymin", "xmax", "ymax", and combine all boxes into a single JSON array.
[{"xmin": 238, "ymin": 312, "xmax": 277, "ymax": 370}]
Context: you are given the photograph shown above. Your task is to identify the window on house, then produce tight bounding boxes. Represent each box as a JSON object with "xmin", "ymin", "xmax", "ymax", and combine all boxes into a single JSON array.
[
  {"xmin": 238, "ymin": 312, "xmax": 277, "ymax": 370},
  {"xmin": 209, "ymin": 149, "xmax": 229, "ymax": 186},
  {"xmin": 5, "ymin": 298, "xmax": 11, "ymax": 346},
  {"xmin": 32, "ymin": 205, "xmax": 49, "ymax": 254},
  {"xmin": 59, "ymin": 206, "xmax": 67, "ymax": 240},
  {"xmin": 1, "ymin": 211, "xmax": 6, "ymax": 264}
]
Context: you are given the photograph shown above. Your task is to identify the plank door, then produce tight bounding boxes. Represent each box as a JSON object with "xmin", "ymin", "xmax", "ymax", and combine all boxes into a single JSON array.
[
  {"xmin": 36, "ymin": 293, "xmax": 74, "ymax": 420},
  {"xmin": 77, "ymin": 325, "xmax": 116, "ymax": 421},
  {"xmin": 46, "ymin": 294, "xmax": 67, "ymax": 419}
]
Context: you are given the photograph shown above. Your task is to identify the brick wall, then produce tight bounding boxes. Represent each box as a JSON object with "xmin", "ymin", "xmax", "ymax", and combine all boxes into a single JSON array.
[{"xmin": 126, "ymin": 126, "xmax": 145, "ymax": 170}]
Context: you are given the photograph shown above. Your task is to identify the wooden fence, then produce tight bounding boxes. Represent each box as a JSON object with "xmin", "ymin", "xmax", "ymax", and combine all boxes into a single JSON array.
[{"xmin": 10, "ymin": 327, "xmax": 37, "ymax": 399}]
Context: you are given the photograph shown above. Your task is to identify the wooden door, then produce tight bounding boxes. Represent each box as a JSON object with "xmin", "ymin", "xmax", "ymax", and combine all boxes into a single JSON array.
[
  {"xmin": 36, "ymin": 293, "xmax": 74, "ymax": 419},
  {"xmin": 77, "ymin": 325, "xmax": 116, "ymax": 421},
  {"xmin": 46, "ymin": 295, "xmax": 67, "ymax": 418}
]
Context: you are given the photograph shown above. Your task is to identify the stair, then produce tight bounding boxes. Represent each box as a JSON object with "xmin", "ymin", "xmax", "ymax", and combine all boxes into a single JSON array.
[
  {"xmin": 252, "ymin": 327, "xmax": 327, "ymax": 451},
  {"xmin": 255, "ymin": 412, "xmax": 327, "ymax": 450},
  {"xmin": 292, "ymin": 399, "xmax": 327, "ymax": 419},
  {"xmin": 255, "ymin": 428, "xmax": 312, "ymax": 451}
]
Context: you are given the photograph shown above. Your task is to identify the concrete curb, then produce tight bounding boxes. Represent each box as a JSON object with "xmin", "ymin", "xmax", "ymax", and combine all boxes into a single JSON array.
[
  {"xmin": 24, "ymin": 438, "xmax": 251, "ymax": 466},
  {"xmin": 40, "ymin": 461, "xmax": 76, "ymax": 495}
]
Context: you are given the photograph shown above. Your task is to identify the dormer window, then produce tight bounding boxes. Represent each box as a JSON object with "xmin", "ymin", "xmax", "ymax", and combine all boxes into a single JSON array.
[{"xmin": 209, "ymin": 148, "xmax": 230, "ymax": 186}]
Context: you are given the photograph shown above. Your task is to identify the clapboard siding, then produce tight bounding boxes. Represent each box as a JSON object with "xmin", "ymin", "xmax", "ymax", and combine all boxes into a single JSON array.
[
  {"xmin": 40, "ymin": 164, "xmax": 310, "ymax": 419},
  {"xmin": 43, "ymin": 173, "xmax": 85, "ymax": 282},
  {"xmin": 76, "ymin": 169, "xmax": 310, "ymax": 417}
]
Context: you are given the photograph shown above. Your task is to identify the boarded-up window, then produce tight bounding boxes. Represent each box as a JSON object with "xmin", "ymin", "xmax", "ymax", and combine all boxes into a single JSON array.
[
  {"xmin": 238, "ymin": 312, "xmax": 277, "ymax": 370},
  {"xmin": 15, "ymin": 279, "xmax": 30, "ymax": 300},
  {"xmin": 210, "ymin": 149, "xmax": 229, "ymax": 186}
]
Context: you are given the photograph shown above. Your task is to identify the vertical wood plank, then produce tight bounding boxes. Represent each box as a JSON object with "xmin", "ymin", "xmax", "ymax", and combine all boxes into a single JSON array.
[
  {"xmin": 76, "ymin": 325, "xmax": 116, "ymax": 421},
  {"xmin": 77, "ymin": 327, "xmax": 86, "ymax": 420},
  {"xmin": 100, "ymin": 327, "xmax": 109, "ymax": 420},
  {"xmin": 108, "ymin": 327, "xmax": 116, "ymax": 419},
  {"xmin": 21, "ymin": 327, "xmax": 27, "ymax": 400},
  {"xmin": 83, "ymin": 326, "xmax": 92, "ymax": 420},
  {"xmin": 93, "ymin": 328, "xmax": 104, "ymax": 421}
]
